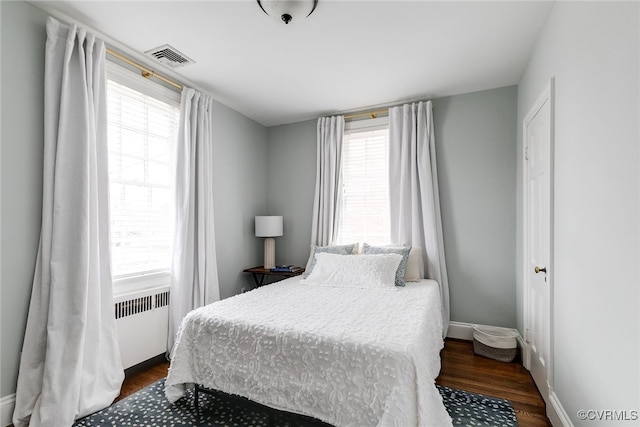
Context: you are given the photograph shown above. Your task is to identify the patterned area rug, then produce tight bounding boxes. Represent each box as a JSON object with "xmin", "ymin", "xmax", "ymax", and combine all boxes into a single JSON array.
[
  {"xmin": 438, "ymin": 385, "xmax": 518, "ymax": 427},
  {"xmin": 73, "ymin": 379, "xmax": 517, "ymax": 426}
]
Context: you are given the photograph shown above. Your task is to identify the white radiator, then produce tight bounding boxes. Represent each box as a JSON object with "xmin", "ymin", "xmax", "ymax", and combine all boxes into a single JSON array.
[{"xmin": 114, "ymin": 286, "xmax": 170, "ymax": 369}]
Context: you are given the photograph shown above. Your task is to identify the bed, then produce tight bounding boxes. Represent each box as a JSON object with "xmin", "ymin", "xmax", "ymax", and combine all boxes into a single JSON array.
[{"xmin": 165, "ymin": 252, "xmax": 452, "ymax": 427}]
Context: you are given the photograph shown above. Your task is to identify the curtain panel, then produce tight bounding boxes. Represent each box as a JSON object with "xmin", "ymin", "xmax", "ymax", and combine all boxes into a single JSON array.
[
  {"xmin": 13, "ymin": 17, "xmax": 124, "ymax": 427},
  {"xmin": 168, "ymin": 88, "xmax": 220, "ymax": 357},
  {"xmin": 310, "ymin": 116, "xmax": 345, "ymax": 246},
  {"xmin": 388, "ymin": 101, "xmax": 450, "ymax": 336}
]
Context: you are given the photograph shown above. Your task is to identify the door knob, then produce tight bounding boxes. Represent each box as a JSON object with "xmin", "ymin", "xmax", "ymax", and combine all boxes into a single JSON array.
[{"xmin": 534, "ymin": 266, "xmax": 547, "ymax": 274}]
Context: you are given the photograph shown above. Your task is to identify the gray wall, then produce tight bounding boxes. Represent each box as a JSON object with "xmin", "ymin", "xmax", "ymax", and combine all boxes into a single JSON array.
[
  {"xmin": 0, "ymin": 0, "xmax": 48, "ymax": 399},
  {"xmin": 210, "ymin": 102, "xmax": 268, "ymax": 299},
  {"xmin": 433, "ymin": 86, "xmax": 517, "ymax": 328},
  {"xmin": 266, "ymin": 87, "xmax": 518, "ymax": 328},
  {"xmin": 516, "ymin": 2, "xmax": 639, "ymax": 424},
  {"xmin": 0, "ymin": 0, "xmax": 268, "ymax": 400},
  {"xmin": 266, "ymin": 120, "xmax": 317, "ymax": 267}
]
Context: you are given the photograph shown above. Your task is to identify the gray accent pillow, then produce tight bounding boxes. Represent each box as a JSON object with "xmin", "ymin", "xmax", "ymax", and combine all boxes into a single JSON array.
[
  {"xmin": 303, "ymin": 244, "xmax": 357, "ymax": 278},
  {"xmin": 362, "ymin": 244, "xmax": 411, "ymax": 287}
]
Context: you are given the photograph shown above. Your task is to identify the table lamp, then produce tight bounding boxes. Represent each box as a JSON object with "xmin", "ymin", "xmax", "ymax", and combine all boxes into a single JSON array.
[{"xmin": 255, "ymin": 216, "xmax": 283, "ymax": 269}]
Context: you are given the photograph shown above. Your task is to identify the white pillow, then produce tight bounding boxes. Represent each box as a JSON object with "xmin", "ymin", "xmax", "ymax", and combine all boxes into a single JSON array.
[
  {"xmin": 300, "ymin": 252, "xmax": 402, "ymax": 289},
  {"xmin": 357, "ymin": 244, "xmax": 423, "ymax": 282},
  {"xmin": 362, "ymin": 244, "xmax": 411, "ymax": 287},
  {"xmin": 303, "ymin": 243, "xmax": 357, "ymax": 277},
  {"xmin": 404, "ymin": 247, "xmax": 424, "ymax": 282}
]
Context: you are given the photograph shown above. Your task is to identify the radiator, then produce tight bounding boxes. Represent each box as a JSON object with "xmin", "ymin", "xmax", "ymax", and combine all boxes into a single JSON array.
[{"xmin": 114, "ymin": 286, "xmax": 170, "ymax": 369}]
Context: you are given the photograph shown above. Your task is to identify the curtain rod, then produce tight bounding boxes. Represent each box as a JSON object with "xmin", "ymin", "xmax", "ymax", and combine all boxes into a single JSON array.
[
  {"xmin": 343, "ymin": 108, "xmax": 389, "ymax": 120},
  {"xmin": 106, "ymin": 48, "xmax": 183, "ymax": 91},
  {"xmin": 335, "ymin": 100, "xmax": 433, "ymax": 121}
]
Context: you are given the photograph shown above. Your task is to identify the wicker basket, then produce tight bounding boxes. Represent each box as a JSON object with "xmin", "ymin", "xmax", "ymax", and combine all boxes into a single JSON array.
[{"xmin": 472, "ymin": 326, "xmax": 518, "ymax": 363}]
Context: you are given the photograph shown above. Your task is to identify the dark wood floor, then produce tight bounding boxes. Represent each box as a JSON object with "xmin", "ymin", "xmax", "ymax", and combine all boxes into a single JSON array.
[
  {"xmin": 118, "ymin": 339, "xmax": 550, "ymax": 426},
  {"xmin": 436, "ymin": 339, "xmax": 550, "ymax": 427},
  {"xmin": 116, "ymin": 354, "xmax": 170, "ymax": 403}
]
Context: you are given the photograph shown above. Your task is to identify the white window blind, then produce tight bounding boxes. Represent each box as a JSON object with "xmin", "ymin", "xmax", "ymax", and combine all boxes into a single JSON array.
[
  {"xmin": 336, "ymin": 117, "xmax": 391, "ymax": 245},
  {"xmin": 106, "ymin": 62, "xmax": 180, "ymax": 281}
]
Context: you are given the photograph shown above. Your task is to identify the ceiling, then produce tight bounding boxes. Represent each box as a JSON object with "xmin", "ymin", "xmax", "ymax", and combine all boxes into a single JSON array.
[{"xmin": 36, "ymin": 1, "xmax": 554, "ymax": 127}]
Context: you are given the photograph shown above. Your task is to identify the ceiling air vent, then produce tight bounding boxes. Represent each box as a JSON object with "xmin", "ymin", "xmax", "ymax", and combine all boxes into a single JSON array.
[{"xmin": 144, "ymin": 44, "xmax": 195, "ymax": 69}]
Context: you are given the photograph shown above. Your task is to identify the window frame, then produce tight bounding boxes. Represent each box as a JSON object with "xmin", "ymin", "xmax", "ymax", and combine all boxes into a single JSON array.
[
  {"xmin": 106, "ymin": 61, "xmax": 181, "ymax": 296},
  {"xmin": 336, "ymin": 116, "xmax": 391, "ymax": 245}
]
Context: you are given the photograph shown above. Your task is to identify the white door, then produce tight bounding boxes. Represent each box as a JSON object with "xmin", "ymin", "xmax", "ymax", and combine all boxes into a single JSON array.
[{"xmin": 523, "ymin": 81, "xmax": 553, "ymax": 406}]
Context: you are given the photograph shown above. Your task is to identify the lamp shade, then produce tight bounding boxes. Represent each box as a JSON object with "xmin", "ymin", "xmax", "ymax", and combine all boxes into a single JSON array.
[{"xmin": 255, "ymin": 216, "xmax": 283, "ymax": 237}]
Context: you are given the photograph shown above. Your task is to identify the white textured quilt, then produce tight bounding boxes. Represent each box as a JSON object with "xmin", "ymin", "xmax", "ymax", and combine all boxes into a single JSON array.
[{"xmin": 165, "ymin": 278, "xmax": 452, "ymax": 427}]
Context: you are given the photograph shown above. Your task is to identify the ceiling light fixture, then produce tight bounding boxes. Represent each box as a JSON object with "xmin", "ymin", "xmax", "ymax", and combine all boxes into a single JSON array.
[{"xmin": 257, "ymin": 0, "xmax": 318, "ymax": 25}]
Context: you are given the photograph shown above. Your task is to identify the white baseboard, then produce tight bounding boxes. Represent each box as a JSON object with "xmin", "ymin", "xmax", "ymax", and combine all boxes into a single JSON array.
[
  {"xmin": 446, "ymin": 321, "xmax": 476, "ymax": 340},
  {"xmin": 549, "ymin": 389, "xmax": 574, "ymax": 427},
  {"xmin": 1, "ymin": 394, "xmax": 15, "ymax": 427},
  {"xmin": 517, "ymin": 334, "xmax": 530, "ymax": 368}
]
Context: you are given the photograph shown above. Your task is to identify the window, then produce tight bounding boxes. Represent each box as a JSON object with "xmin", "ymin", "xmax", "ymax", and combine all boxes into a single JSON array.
[
  {"xmin": 336, "ymin": 117, "xmax": 390, "ymax": 245},
  {"xmin": 106, "ymin": 62, "xmax": 180, "ymax": 293}
]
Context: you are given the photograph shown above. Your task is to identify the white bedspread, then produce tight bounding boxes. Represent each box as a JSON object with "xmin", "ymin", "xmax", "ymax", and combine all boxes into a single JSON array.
[{"xmin": 165, "ymin": 278, "xmax": 452, "ymax": 427}]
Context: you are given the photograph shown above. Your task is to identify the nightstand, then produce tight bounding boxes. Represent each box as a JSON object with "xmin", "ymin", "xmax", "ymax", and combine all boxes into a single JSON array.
[{"xmin": 243, "ymin": 266, "xmax": 305, "ymax": 287}]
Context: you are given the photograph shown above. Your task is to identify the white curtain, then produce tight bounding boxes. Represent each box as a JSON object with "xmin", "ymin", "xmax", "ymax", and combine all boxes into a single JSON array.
[
  {"xmin": 388, "ymin": 101, "xmax": 450, "ymax": 337},
  {"xmin": 168, "ymin": 88, "xmax": 220, "ymax": 356},
  {"xmin": 13, "ymin": 17, "xmax": 124, "ymax": 427},
  {"xmin": 310, "ymin": 116, "xmax": 345, "ymax": 246}
]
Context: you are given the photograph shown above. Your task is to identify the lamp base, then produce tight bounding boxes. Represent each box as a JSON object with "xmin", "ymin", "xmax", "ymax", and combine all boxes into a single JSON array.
[{"xmin": 263, "ymin": 237, "xmax": 276, "ymax": 269}]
